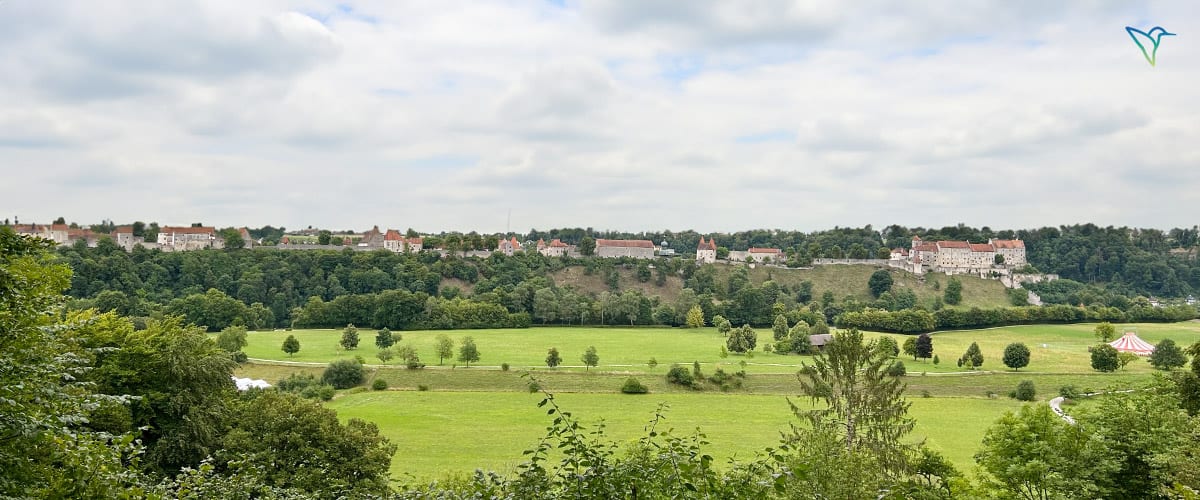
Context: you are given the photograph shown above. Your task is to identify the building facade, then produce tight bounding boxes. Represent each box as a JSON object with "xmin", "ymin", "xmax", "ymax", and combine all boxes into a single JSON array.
[
  {"xmin": 696, "ymin": 237, "xmax": 717, "ymax": 263},
  {"xmin": 595, "ymin": 239, "xmax": 656, "ymax": 259},
  {"xmin": 536, "ymin": 238, "xmax": 569, "ymax": 257},
  {"xmin": 907, "ymin": 236, "xmax": 1027, "ymax": 275},
  {"xmin": 157, "ymin": 226, "xmax": 221, "ymax": 251}
]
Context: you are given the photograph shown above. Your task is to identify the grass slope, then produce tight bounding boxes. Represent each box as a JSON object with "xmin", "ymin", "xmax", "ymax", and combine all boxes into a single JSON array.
[{"xmin": 327, "ymin": 391, "xmax": 1023, "ymax": 482}]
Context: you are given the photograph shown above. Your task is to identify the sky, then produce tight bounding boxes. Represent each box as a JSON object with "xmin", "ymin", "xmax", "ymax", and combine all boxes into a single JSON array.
[{"xmin": 1, "ymin": 1, "xmax": 1198, "ymax": 234}]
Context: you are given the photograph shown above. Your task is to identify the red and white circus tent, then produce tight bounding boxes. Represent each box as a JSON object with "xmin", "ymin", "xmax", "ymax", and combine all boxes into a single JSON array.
[{"xmin": 1109, "ymin": 332, "xmax": 1155, "ymax": 356}]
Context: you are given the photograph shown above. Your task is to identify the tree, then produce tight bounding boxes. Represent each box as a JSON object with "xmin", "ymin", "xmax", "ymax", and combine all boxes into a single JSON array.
[
  {"xmin": 876, "ymin": 336, "xmax": 899, "ymax": 357},
  {"xmin": 220, "ymin": 228, "xmax": 245, "ymax": 250},
  {"xmin": 685, "ymin": 305, "xmax": 705, "ymax": 328},
  {"xmin": 282, "ymin": 334, "xmax": 300, "ymax": 356},
  {"xmin": 1094, "ymin": 322, "xmax": 1116, "ymax": 343},
  {"xmin": 1013, "ymin": 380, "xmax": 1037, "ymax": 401},
  {"xmin": 397, "ymin": 344, "xmax": 422, "ymax": 369},
  {"xmin": 533, "ymin": 288, "xmax": 559, "ymax": 324},
  {"xmin": 216, "ymin": 325, "xmax": 248, "ymax": 352},
  {"xmin": 1091, "ymin": 344, "xmax": 1120, "ymax": 372},
  {"xmin": 435, "ymin": 334, "xmax": 454, "ymax": 365},
  {"xmin": 793, "ymin": 328, "xmax": 915, "ymax": 476},
  {"xmin": 340, "ymin": 324, "xmax": 360, "ymax": 350},
  {"xmin": 1188, "ymin": 341, "xmax": 1200, "ymax": 377},
  {"xmin": 958, "ymin": 341, "xmax": 984, "ymax": 369},
  {"xmin": 715, "ymin": 315, "xmax": 732, "ymax": 336},
  {"xmin": 772, "ymin": 314, "xmax": 789, "ymax": 341},
  {"xmin": 582, "ymin": 346, "xmax": 599, "ymax": 371},
  {"xmin": 317, "ymin": 230, "xmax": 331, "ymax": 245},
  {"xmin": 376, "ymin": 348, "xmax": 394, "ymax": 364},
  {"xmin": 915, "ymin": 333, "xmax": 933, "ymax": 361},
  {"xmin": 322, "ymin": 359, "xmax": 365, "ymax": 389},
  {"xmin": 375, "ymin": 328, "xmax": 397, "ymax": 349},
  {"xmin": 902, "ymin": 337, "xmax": 918, "ymax": 360},
  {"xmin": 868, "ymin": 269, "xmax": 894, "ymax": 298},
  {"xmin": 579, "ymin": 236, "xmax": 596, "ymax": 256},
  {"xmin": 546, "ymin": 347, "xmax": 562, "ymax": 369},
  {"xmin": 726, "ymin": 324, "xmax": 758, "ymax": 353},
  {"xmin": 458, "ymin": 336, "xmax": 480, "ymax": 367},
  {"xmin": 1003, "ymin": 343, "xmax": 1031, "ymax": 370},
  {"xmin": 975, "ymin": 404, "xmax": 1108, "ymax": 500},
  {"xmin": 1149, "ymin": 338, "xmax": 1187, "ymax": 371},
  {"xmin": 943, "ymin": 277, "xmax": 962, "ymax": 305}
]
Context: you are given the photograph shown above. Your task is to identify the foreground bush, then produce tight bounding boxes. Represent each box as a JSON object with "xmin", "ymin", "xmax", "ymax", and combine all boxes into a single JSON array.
[
  {"xmin": 322, "ymin": 359, "xmax": 366, "ymax": 389},
  {"xmin": 620, "ymin": 377, "xmax": 648, "ymax": 394},
  {"xmin": 665, "ymin": 364, "xmax": 694, "ymax": 387}
]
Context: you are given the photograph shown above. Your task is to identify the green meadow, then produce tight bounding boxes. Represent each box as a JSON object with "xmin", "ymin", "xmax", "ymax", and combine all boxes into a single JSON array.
[{"xmin": 233, "ymin": 322, "xmax": 1200, "ymax": 482}]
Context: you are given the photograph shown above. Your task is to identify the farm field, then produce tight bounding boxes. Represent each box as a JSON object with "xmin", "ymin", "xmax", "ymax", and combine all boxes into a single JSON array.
[
  {"xmin": 238, "ymin": 322, "xmax": 1200, "ymax": 376},
  {"xmin": 327, "ymin": 391, "xmax": 1025, "ymax": 482}
]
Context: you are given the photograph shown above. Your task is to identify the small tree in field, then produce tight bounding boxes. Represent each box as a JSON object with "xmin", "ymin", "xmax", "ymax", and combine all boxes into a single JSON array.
[
  {"xmin": 545, "ymin": 347, "xmax": 562, "ymax": 369},
  {"xmin": 376, "ymin": 348, "xmax": 394, "ymax": 365},
  {"xmin": 1002, "ymin": 343, "xmax": 1030, "ymax": 371},
  {"xmin": 647, "ymin": 357, "xmax": 658, "ymax": 370},
  {"xmin": 1091, "ymin": 344, "xmax": 1119, "ymax": 372},
  {"xmin": 216, "ymin": 325, "xmax": 248, "ymax": 353},
  {"xmin": 282, "ymin": 335, "xmax": 300, "ymax": 356},
  {"xmin": 772, "ymin": 314, "xmax": 789, "ymax": 341},
  {"xmin": 435, "ymin": 334, "xmax": 454, "ymax": 365},
  {"xmin": 685, "ymin": 305, "xmax": 705, "ymax": 328},
  {"xmin": 582, "ymin": 346, "xmax": 599, "ymax": 371},
  {"xmin": 876, "ymin": 336, "xmax": 899, "ymax": 358},
  {"xmin": 903, "ymin": 337, "xmax": 917, "ymax": 360},
  {"xmin": 1094, "ymin": 322, "xmax": 1116, "ymax": 343},
  {"xmin": 915, "ymin": 333, "xmax": 933, "ymax": 361},
  {"xmin": 375, "ymin": 328, "xmax": 397, "ymax": 349},
  {"xmin": 958, "ymin": 342, "xmax": 983, "ymax": 370},
  {"xmin": 1149, "ymin": 338, "xmax": 1187, "ymax": 371},
  {"xmin": 340, "ymin": 324, "xmax": 360, "ymax": 350},
  {"xmin": 457, "ymin": 336, "xmax": 479, "ymax": 367}
]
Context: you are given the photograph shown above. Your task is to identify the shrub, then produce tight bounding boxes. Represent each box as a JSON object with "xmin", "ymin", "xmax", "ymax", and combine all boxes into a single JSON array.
[
  {"xmin": 1013, "ymin": 380, "xmax": 1037, "ymax": 401},
  {"xmin": 300, "ymin": 384, "xmax": 336, "ymax": 401},
  {"xmin": 886, "ymin": 360, "xmax": 906, "ymax": 377},
  {"xmin": 322, "ymin": 359, "xmax": 366, "ymax": 389},
  {"xmin": 417, "ymin": 384, "xmax": 430, "ymax": 392},
  {"xmin": 620, "ymin": 377, "xmax": 649, "ymax": 394},
  {"xmin": 1091, "ymin": 344, "xmax": 1120, "ymax": 372},
  {"xmin": 276, "ymin": 373, "xmax": 319, "ymax": 393},
  {"xmin": 1058, "ymin": 385, "xmax": 1081, "ymax": 400},
  {"xmin": 230, "ymin": 351, "xmax": 248, "ymax": 364},
  {"xmin": 371, "ymin": 379, "xmax": 388, "ymax": 391},
  {"xmin": 666, "ymin": 364, "xmax": 694, "ymax": 387},
  {"xmin": 501, "ymin": 362, "xmax": 510, "ymax": 372}
]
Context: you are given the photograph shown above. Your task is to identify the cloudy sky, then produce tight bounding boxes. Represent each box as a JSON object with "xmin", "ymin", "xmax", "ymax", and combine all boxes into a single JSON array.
[{"xmin": 2, "ymin": 1, "xmax": 1197, "ymax": 233}]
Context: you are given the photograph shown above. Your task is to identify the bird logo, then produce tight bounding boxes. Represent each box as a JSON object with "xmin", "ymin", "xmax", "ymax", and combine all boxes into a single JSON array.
[{"xmin": 1126, "ymin": 26, "xmax": 1176, "ymax": 66}]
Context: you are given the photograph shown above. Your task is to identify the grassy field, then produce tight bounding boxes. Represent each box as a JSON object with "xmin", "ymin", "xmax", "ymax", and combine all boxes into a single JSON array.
[
  {"xmin": 327, "ymin": 391, "xmax": 1024, "ymax": 482},
  {"xmin": 238, "ymin": 323, "xmax": 1200, "ymax": 376}
]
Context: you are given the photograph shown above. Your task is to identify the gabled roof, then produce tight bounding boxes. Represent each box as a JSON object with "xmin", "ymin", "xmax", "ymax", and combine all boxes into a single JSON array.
[
  {"xmin": 162, "ymin": 226, "xmax": 215, "ymax": 235},
  {"xmin": 549, "ymin": 239, "xmax": 568, "ymax": 247},
  {"xmin": 697, "ymin": 237, "xmax": 716, "ymax": 251},
  {"xmin": 892, "ymin": 248, "xmax": 909, "ymax": 255},
  {"xmin": 113, "ymin": 226, "xmax": 134, "ymax": 234},
  {"xmin": 50, "ymin": 224, "xmax": 69, "ymax": 231},
  {"xmin": 596, "ymin": 239, "xmax": 655, "ymax": 248},
  {"xmin": 384, "ymin": 229, "xmax": 404, "ymax": 241},
  {"xmin": 969, "ymin": 243, "xmax": 994, "ymax": 252},
  {"xmin": 936, "ymin": 240, "xmax": 970, "ymax": 249},
  {"xmin": 991, "ymin": 239, "xmax": 1025, "ymax": 249},
  {"xmin": 748, "ymin": 247, "xmax": 781, "ymax": 254},
  {"xmin": 915, "ymin": 243, "xmax": 938, "ymax": 252},
  {"xmin": 536, "ymin": 238, "xmax": 546, "ymax": 248}
]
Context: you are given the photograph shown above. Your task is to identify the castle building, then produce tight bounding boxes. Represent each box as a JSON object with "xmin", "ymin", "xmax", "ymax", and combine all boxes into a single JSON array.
[
  {"xmin": 595, "ymin": 239, "xmax": 656, "ymax": 259},
  {"xmin": 696, "ymin": 237, "xmax": 717, "ymax": 263}
]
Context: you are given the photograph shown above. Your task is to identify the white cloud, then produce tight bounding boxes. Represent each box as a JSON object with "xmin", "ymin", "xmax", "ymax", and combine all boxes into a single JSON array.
[{"xmin": 1, "ymin": 0, "xmax": 1198, "ymax": 233}]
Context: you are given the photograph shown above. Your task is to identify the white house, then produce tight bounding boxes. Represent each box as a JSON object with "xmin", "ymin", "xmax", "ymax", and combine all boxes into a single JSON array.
[
  {"xmin": 537, "ymin": 238, "xmax": 569, "ymax": 257},
  {"xmin": 696, "ymin": 237, "xmax": 717, "ymax": 263},
  {"xmin": 595, "ymin": 239, "xmax": 656, "ymax": 259}
]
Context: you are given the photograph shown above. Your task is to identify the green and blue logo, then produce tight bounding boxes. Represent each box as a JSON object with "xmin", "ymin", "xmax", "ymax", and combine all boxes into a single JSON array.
[{"xmin": 1126, "ymin": 26, "xmax": 1175, "ymax": 66}]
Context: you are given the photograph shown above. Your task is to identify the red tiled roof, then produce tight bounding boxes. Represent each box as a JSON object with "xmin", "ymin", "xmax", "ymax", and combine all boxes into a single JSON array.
[
  {"xmin": 407, "ymin": 237, "xmax": 423, "ymax": 244},
  {"xmin": 596, "ymin": 239, "xmax": 655, "ymax": 249},
  {"xmin": 50, "ymin": 224, "xmax": 69, "ymax": 231},
  {"xmin": 536, "ymin": 238, "xmax": 546, "ymax": 247},
  {"xmin": 991, "ymin": 239, "xmax": 1025, "ymax": 249},
  {"xmin": 697, "ymin": 237, "xmax": 716, "ymax": 251},
  {"xmin": 892, "ymin": 248, "xmax": 908, "ymax": 255},
  {"xmin": 912, "ymin": 235, "xmax": 922, "ymax": 241},
  {"xmin": 12, "ymin": 224, "xmax": 46, "ymax": 233},
  {"xmin": 969, "ymin": 243, "xmax": 994, "ymax": 252},
  {"xmin": 162, "ymin": 226, "xmax": 215, "ymax": 235},
  {"xmin": 915, "ymin": 243, "xmax": 938, "ymax": 252},
  {"xmin": 549, "ymin": 239, "xmax": 567, "ymax": 248},
  {"xmin": 384, "ymin": 229, "xmax": 404, "ymax": 241},
  {"xmin": 748, "ymin": 247, "xmax": 781, "ymax": 254},
  {"xmin": 113, "ymin": 226, "xmax": 134, "ymax": 234},
  {"xmin": 936, "ymin": 240, "xmax": 970, "ymax": 249}
]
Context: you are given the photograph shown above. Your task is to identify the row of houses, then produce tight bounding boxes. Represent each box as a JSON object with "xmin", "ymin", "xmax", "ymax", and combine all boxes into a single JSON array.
[
  {"xmin": 695, "ymin": 237, "xmax": 784, "ymax": 264},
  {"xmin": 13, "ymin": 223, "xmax": 255, "ymax": 252}
]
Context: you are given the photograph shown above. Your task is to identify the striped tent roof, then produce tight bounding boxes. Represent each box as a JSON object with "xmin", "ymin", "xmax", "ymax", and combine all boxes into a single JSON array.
[{"xmin": 1109, "ymin": 332, "xmax": 1155, "ymax": 356}]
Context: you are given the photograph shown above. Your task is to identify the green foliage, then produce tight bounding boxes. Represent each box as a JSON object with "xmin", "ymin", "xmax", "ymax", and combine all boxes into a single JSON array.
[
  {"xmin": 435, "ymin": 334, "xmax": 453, "ymax": 365},
  {"xmin": 1013, "ymin": 380, "xmax": 1037, "ymax": 401},
  {"xmin": 868, "ymin": 269, "xmax": 894, "ymax": 298},
  {"xmin": 376, "ymin": 348, "xmax": 394, "ymax": 364},
  {"xmin": 958, "ymin": 341, "xmax": 984, "ymax": 369},
  {"xmin": 219, "ymin": 391, "xmax": 396, "ymax": 497},
  {"xmin": 685, "ymin": 305, "xmax": 705, "ymax": 328},
  {"xmin": 322, "ymin": 359, "xmax": 365, "ymax": 389},
  {"xmin": 340, "ymin": 323, "xmax": 360, "ymax": 350},
  {"xmin": 215, "ymin": 325, "xmax": 248, "ymax": 352},
  {"xmin": 282, "ymin": 334, "xmax": 300, "ymax": 356},
  {"xmin": 903, "ymin": 337, "xmax": 918, "ymax": 360},
  {"xmin": 1095, "ymin": 322, "xmax": 1117, "ymax": 343},
  {"xmin": 458, "ymin": 336, "xmax": 480, "ymax": 367},
  {"xmin": 1117, "ymin": 351, "xmax": 1139, "ymax": 369},
  {"xmin": 666, "ymin": 364, "xmax": 694, "ymax": 387},
  {"xmin": 886, "ymin": 360, "xmax": 907, "ymax": 377},
  {"xmin": 713, "ymin": 314, "xmax": 732, "ymax": 335},
  {"xmin": 943, "ymin": 277, "xmax": 962, "ymax": 305},
  {"xmin": 545, "ymin": 347, "xmax": 562, "ymax": 368},
  {"xmin": 501, "ymin": 362, "xmax": 510, "ymax": 371},
  {"xmin": 375, "ymin": 328, "xmax": 396, "ymax": 349},
  {"xmin": 726, "ymin": 324, "xmax": 758, "ymax": 353},
  {"xmin": 975, "ymin": 404, "xmax": 1109, "ymax": 499},
  {"xmin": 772, "ymin": 314, "xmax": 789, "ymax": 340},
  {"xmin": 793, "ymin": 328, "xmax": 915, "ymax": 477},
  {"xmin": 620, "ymin": 377, "xmax": 648, "ymax": 394},
  {"xmin": 397, "ymin": 344, "xmax": 423, "ymax": 370},
  {"xmin": 1091, "ymin": 344, "xmax": 1120, "ymax": 372},
  {"xmin": 1007, "ymin": 287, "xmax": 1030, "ymax": 306},
  {"xmin": 582, "ymin": 345, "xmax": 599, "ymax": 371},
  {"xmin": 1002, "ymin": 342, "xmax": 1031, "ymax": 370},
  {"xmin": 647, "ymin": 357, "xmax": 658, "ymax": 370},
  {"xmin": 876, "ymin": 336, "xmax": 899, "ymax": 357},
  {"xmin": 372, "ymin": 379, "xmax": 388, "ymax": 391},
  {"xmin": 1149, "ymin": 338, "xmax": 1188, "ymax": 370}
]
